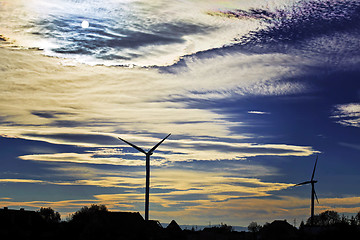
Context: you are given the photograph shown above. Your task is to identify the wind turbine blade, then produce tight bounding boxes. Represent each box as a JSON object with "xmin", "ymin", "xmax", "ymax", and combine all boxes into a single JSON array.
[
  {"xmin": 118, "ymin": 137, "xmax": 147, "ymax": 155},
  {"xmin": 295, "ymin": 181, "xmax": 312, "ymax": 186},
  {"xmin": 148, "ymin": 133, "xmax": 171, "ymax": 154},
  {"xmin": 311, "ymin": 156, "xmax": 318, "ymax": 181},
  {"xmin": 314, "ymin": 189, "xmax": 319, "ymax": 204}
]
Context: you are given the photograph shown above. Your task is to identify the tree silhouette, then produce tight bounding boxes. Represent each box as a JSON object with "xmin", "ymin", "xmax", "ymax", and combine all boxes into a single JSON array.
[
  {"xmin": 306, "ymin": 210, "xmax": 340, "ymax": 226},
  {"xmin": 38, "ymin": 207, "xmax": 61, "ymax": 223},
  {"xmin": 203, "ymin": 223, "xmax": 233, "ymax": 233},
  {"xmin": 248, "ymin": 221, "xmax": 262, "ymax": 233},
  {"xmin": 355, "ymin": 211, "xmax": 360, "ymax": 225},
  {"xmin": 71, "ymin": 204, "xmax": 108, "ymax": 222}
]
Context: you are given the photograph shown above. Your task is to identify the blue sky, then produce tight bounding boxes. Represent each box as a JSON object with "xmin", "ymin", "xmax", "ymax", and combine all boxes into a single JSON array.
[{"xmin": 0, "ymin": 0, "xmax": 359, "ymax": 227}]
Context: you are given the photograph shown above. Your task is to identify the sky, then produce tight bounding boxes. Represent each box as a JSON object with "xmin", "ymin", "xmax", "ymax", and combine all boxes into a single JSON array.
[{"xmin": 0, "ymin": 0, "xmax": 359, "ymax": 227}]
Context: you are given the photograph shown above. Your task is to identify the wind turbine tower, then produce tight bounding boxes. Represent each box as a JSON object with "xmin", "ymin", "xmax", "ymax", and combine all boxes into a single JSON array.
[
  {"xmin": 118, "ymin": 133, "xmax": 171, "ymax": 221},
  {"xmin": 295, "ymin": 156, "xmax": 319, "ymax": 225}
]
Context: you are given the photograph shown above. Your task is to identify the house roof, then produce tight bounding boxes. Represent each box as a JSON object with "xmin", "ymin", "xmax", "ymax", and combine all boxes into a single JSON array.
[{"xmin": 167, "ymin": 220, "xmax": 182, "ymax": 232}]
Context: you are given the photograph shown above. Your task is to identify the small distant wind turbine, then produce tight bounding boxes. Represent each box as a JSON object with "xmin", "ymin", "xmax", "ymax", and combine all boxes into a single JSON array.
[
  {"xmin": 295, "ymin": 156, "xmax": 319, "ymax": 225},
  {"xmin": 118, "ymin": 133, "xmax": 171, "ymax": 221}
]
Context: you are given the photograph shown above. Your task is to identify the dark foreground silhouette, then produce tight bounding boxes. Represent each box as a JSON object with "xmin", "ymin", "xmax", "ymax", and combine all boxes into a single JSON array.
[{"xmin": 0, "ymin": 205, "xmax": 359, "ymax": 240}]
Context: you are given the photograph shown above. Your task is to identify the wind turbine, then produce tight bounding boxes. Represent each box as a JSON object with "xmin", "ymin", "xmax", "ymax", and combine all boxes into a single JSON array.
[
  {"xmin": 118, "ymin": 133, "xmax": 171, "ymax": 221},
  {"xmin": 295, "ymin": 156, "xmax": 319, "ymax": 225}
]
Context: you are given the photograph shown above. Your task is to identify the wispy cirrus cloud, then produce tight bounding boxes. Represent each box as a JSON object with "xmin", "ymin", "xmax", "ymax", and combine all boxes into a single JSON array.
[
  {"xmin": 171, "ymin": 52, "xmax": 309, "ymax": 100},
  {"xmin": 18, "ymin": 139, "xmax": 318, "ymax": 166},
  {"xmin": 331, "ymin": 103, "xmax": 360, "ymax": 128},
  {"xmin": 339, "ymin": 142, "xmax": 360, "ymax": 151},
  {"xmin": 248, "ymin": 111, "xmax": 271, "ymax": 115},
  {"xmin": 18, "ymin": 152, "xmax": 149, "ymax": 166},
  {"xmin": 0, "ymin": 39, "xmax": 312, "ymax": 160}
]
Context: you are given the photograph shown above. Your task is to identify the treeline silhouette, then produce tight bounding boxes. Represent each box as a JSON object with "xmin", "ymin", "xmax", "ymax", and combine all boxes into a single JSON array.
[{"xmin": 1, "ymin": 205, "xmax": 360, "ymax": 240}]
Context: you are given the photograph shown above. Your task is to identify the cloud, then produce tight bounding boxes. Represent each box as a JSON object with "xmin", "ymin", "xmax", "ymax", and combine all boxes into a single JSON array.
[
  {"xmin": 171, "ymin": 52, "xmax": 309, "ymax": 100},
  {"xmin": 0, "ymin": 168, "xmax": 292, "ymax": 198},
  {"xmin": 338, "ymin": 142, "xmax": 360, "ymax": 151},
  {"xmin": 331, "ymin": 103, "xmax": 360, "ymax": 128},
  {"xmin": 86, "ymin": 169, "xmax": 294, "ymax": 210},
  {"xmin": 0, "ymin": 174, "xmax": 145, "ymax": 190},
  {"xmin": 248, "ymin": 111, "xmax": 271, "ymax": 115},
  {"xmin": 17, "ymin": 139, "xmax": 317, "ymax": 167},
  {"xmin": 0, "ymin": 179, "xmax": 45, "ymax": 184},
  {"xmin": 172, "ymin": 160, "xmax": 279, "ymax": 178},
  {"xmin": 0, "ymin": 40, "xmax": 314, "ymax": 166},
  {"xmin": 0, "ymin": 167, "xmax": 293, "ymax": 208},
  {"xmin": 24, "ymin": 132, "xmax": 119, "ymax": 147},
  {"xmin": 18, "ymin": 152, "xmax": 148, "ymax": 166},
  {"xmin": 137, "ymin": 170, "xmax": 284, "ymax": 194},
  {"xmin": 166, "ymin": 140, "xmax": 318, "ymax": 162},
  {"xmin": 2, "ymin": 0, "xmax": 266, "ymax": 67},
  {"xmin": 0, "ymin": 44, "xmax": 236, "ymax": 144}
]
